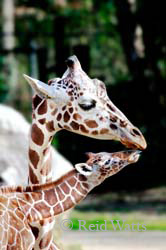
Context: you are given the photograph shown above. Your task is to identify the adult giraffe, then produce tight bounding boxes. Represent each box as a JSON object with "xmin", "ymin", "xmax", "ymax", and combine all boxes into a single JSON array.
[
  {"xmin": 0, "ymin": 150, "xmax": 140, "ymax": 249},
  {"xmin": 24, "ymin": 55, "xmax": 146, "ymax": 249}
]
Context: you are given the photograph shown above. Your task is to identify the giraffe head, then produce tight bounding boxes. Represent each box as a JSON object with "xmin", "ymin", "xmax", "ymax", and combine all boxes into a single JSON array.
[
  {"xmin": 75, "ymin": 150, "xmax": 140, "ymax": 186},
  {"xmin": 24, "ymin": 55, "xmax": 146, "ymax": 150}
]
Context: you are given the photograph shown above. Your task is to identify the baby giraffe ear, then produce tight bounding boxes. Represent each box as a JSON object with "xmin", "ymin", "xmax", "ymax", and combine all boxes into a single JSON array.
[
  {"xmin": 75, "ymin": 163, "xmax": 93, "ymax": 176},
  {"xmin": 23, "ymin": 74, "xmax": 55, "ymax": 99}
]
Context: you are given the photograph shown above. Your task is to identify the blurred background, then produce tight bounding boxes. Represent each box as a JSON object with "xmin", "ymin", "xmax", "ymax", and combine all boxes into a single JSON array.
[{"xmin": 0, "ymin": 0, "xmax": 166, "ymax": 249}]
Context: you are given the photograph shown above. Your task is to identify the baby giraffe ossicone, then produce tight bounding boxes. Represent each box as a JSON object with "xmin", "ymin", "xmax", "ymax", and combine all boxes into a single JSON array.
[{"xmin": 0, "ymin": 150, "xmax": 140, "ymax": 250}]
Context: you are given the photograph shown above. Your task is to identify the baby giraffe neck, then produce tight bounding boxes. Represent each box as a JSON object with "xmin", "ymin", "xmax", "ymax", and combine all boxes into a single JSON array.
[{"xmin": 15, "ymin": 170, "xmax": 90, "ymax": 222}]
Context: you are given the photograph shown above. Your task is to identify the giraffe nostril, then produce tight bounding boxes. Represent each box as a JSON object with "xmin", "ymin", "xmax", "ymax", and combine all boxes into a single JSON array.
[{"xmin": 132, "ymin": 128, "xmax": 141, "ymax": 136}]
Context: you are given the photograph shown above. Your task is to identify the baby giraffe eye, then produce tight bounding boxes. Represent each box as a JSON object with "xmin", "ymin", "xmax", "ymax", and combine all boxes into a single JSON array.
[
  {"xmin": 79, "ymin": 100, "xmax": 96, "ymax": 111},
  {"xmin": 105, "ymin": 159, "xmax": 111, "ymax": 165}
]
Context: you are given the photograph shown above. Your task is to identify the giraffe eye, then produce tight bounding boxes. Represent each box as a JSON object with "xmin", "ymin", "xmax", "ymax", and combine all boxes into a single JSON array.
[
  {"xmin": 79, "ymin": 100, "xmax": 96, "ymax": 111},
  {"xmin": 105, "ymin": 159, "xmax": 111, "ymax": 165}
]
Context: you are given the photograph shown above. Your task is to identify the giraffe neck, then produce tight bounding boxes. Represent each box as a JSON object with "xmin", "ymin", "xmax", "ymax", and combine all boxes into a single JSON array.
[
  {"xmin": 29, "ymin": 95, "xmax": 60, "ymax": 184},
  {"xmin": 15, "ymin": 170, "xmax": 91, "ymax": 223},
  {"xmin": 28, "ymin": 95, "xmax": 62, "ymax": 250}
]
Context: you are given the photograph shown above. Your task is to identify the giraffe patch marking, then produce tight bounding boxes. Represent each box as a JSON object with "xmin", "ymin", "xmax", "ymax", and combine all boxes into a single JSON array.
[
  {"xmin": 38, "ymin": 100, "xmax": 47, "ymax": 115},
  {"xmin": 73, "ymin": 113, "xmax": 82, "ymax": 120},
  {"xmin": 110, "ymin": 124, "xmax": 117, "ymax": 130},
  {"xmin": 53, "ymin": 204, "xmax": 63, "ymax": 215},
  {"xmin": 100, "ymin": 128, "xmax": 109, "ymax": 134},
  {"xmin": 69, "ymin": 107, "xmax": 73, "ymax": 113},
  {"xmin": 56, "ymin": 187, "xmax": 65, "ymax": 201},
  {"xmin": 60, "ymin": 182, "xmax": 70, "ymax": 194},
  {"xmin": 62, "ymin": 197, "xmax": 73, "ymax": 210},
  {"xmin": 38, "ymin": 118, "xmax": 46, "ymax": 125},
  {"xmin": 44, "ymin": 189, "xmax": 58, "ymax": 206},
  {"xmin": 85, "ymin": 120, "xmax": 98, "ymax": 128},
  {"xmin": 92, "ymin": 130, "xmax": 98, "ymax": 135},
  {"xmin": 67, "ymin": 177, "xmax": 77, "ymax": 187},
  {"xmin": 107, "ymin": 103, "xmax": 116, "ymax": 112},
  {"xmin": 70, "ymin": 121, "xmax": 79, "ymax": 130},
  {"xmin": 80, "ymin": 125, "xmax": 89, "ymax": 133},
  {"xmin": 57, "ymin": 113, "xmax": 62, "ymax": 121},
  {"xmin": 46, "ymin": 121, "xmax": 54, "ymax": 132},
  {"xmin": 51, "ymin": 108, "xmax": 58, "ymax": 116},
  {"xmin": 29, "ymin": 165, "xmax": 39, "ymax": 184},
  {"xmin": 32, "ymin": 95, "xmax": 43, "ymax": 110},
  {"xmin": 64, "ymin": 111, "xmax": 70, "ymax": 123},
  {"xmin": 29, "ymin": 149, "xmax": 39, "ymax": 169},
  {"xmin": 31, "ymin": 124, "xmax": 44, "ymax": 146}
]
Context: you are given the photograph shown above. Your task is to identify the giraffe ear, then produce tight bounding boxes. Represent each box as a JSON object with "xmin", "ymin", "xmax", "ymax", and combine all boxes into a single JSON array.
[
  {"xmin": 23, "ymin": 74, "xmax": 56, "ymax": 98},
  {"xmin": 75, "ymin": 163, "xmax": 93, "ymax": 176}
]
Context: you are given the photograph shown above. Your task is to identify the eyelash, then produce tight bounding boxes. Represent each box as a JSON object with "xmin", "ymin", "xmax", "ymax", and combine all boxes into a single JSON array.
[{"xmin": 79, "ymin": 100, "xmax": 96, "ymax": 111}]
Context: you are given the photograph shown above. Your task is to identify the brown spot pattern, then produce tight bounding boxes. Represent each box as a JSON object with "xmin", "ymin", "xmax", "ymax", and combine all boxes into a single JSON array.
[
  {"xmin": 34, "ymin": 202, "xmax": 50, "ymax": 218},
  {"xmin": 110, "ymin": 124, "xmax": 117, "ymax": 130},
  {"xmin": 107, "ymin": 103, "xmax": 116, "ymax": 112},
  {"xmin": 67, "ymin": 177, "xmax": 77, "ymax": 187},
  {"xmin": 61, "ymin": 182, "xmax": 70, "ymax": 194},
  {"xmin": 120, "ymin": 120, "xmax": 127, "ymax": 127},
  {"xmin": 32, "ymin": 95, "xmax": 43, "ymax": 110},
  {"xmin": 80, "ymin": 125, "xmax": 89, "ymax": 133},
  {"xmin": 92, "ymin": 130, "xmax": 98, "ymax": 135},
  {"xmin": 70, "ymin": 121, "xmax": 79, "ymax": 130},
  {"xmin": 69, "ymin": 107, "xmax": 73, "ymax": 113},
  {"xmin": 82, "ymin": 182, "xmax": 89, "ymax": 189},
  {"xmin": 57, "ymin": 113, "xmax": 62, "ymax": 121},
  {"xmin": 63, "ymin": 197, "xmax": 73, "ymax": 210},
  {"xmin": 85, "ymin": 120, "xmax": 98, "ymax": 128},
  {"xmin": 38, "ymin": 100, "xmax": 47, "ymax": 115},
  {"xmin": 64, "ymin": 125, "xmax": 70, "ymax": 130},
  {"xmin": 51, "ymin": 108, "xmax": 58, "ymax": 116},
  {"xmin": 76, "ymin": 182, "xmax": 87, "ymax": 195},
  {"xmin": 71, "ymin": 190, "xmax": 84, "ymax": 203},
  {"xmin": 110, "ymin": 115, "xmax": 117, "ymax": 122},
  {"xmin": 31, "ymin": 124, "xmax": 44, "ymax": 146},
  {"xmin": 73, "ymin": 113, "xmax": 82, "ymax": 120},
  {"xmin": 78, "ymin": 174, "xmax": 87, "ymax": 182},
  {"xmin": 38, "ymin": 118, "xmax": 46, "ymax": 125},
  {"xmin": 100, "ymin": 128, "xmax": 109, "ymax": 134},
  {"xmin": 46, "ymin": 121, "xmax": 54, "ymax": 132},
  {"xmin": 53, "ymin": 204, "xmax": 62, "ymax": 215},
  {"xmin": 64, "ymin": 111, "xmax": 70, "ymax": 123},
  {"xmin": 29, "ymin": 149, "xmax": 39, "ymax": 169},
  {"xmin": 44, "ymin": 189, "xmax": 58, "ymax": 206},
  {"xmin": 56, "ymin": 187, "xmax": 65, "ymax": 201}
]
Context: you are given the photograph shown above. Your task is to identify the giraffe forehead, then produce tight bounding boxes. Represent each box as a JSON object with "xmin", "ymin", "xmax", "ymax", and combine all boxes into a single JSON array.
[{"xmin": 52, "ymin": 74, "xmax": 100, "ymax": 93}]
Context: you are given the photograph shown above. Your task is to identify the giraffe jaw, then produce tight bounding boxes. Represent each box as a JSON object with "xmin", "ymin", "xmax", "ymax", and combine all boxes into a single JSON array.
[{"xmin": 120, "ymin": 136, "xmax": 147, "ymax": 150}]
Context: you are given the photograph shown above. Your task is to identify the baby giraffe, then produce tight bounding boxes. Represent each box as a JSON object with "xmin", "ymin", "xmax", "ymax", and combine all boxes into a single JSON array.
[{"xmin": 0, "ymin": 150, "xmax": 140, "ymax": 250}]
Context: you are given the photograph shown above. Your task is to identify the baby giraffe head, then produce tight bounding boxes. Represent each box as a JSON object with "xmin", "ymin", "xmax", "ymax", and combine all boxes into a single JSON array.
[
  {"xmin": 24, "ymin": 55, "xmax": 146, "ymax": 150},
  {"xmin": 75, "ymin": 150, "xmax": 141, "ymax": 187}
]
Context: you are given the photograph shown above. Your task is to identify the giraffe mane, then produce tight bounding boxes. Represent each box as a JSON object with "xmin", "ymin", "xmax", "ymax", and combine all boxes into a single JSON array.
[{"xmin": 0, "ymin": 169, "xmax": 77, "ymax": 194}]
